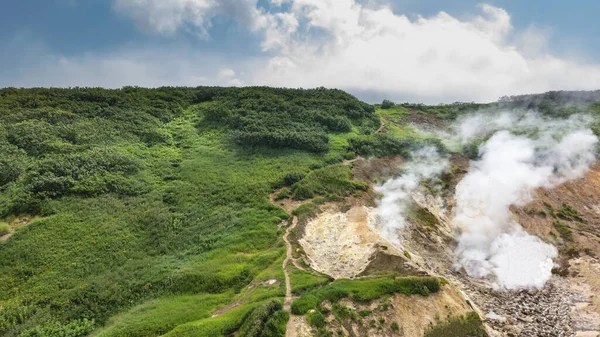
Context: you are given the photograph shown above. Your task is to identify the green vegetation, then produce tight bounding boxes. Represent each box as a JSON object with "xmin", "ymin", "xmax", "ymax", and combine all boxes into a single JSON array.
[
  {"xmin": 307, "ymin": 311, "xmax": 326, "ymax": 328},
  {"xmin": 289, "ymin": 267, "xmax": 331, "ymax": 295},
  {"xmin": 556, "ymin": 203, "xmax": 584, "ymax": 222},
  {"xmin": 203, "ymin": 87, "xmax": 377, "ymax": 152},
  {"xmin": 291, "ymin": 277, "xmax": 440, "ymax": 315},
  {"xmin": 381, "ymin": 99, "xmax": 395, "ymax": 109},
  {"xmin": 0, "ymin": 222, "xmax": 9, "ymax": 236},
  {"xmin": 291, "ymin": 165, "xmax": 367, "ymax": 200},
  {"xmin": 424, "ymin": 312, "xmax": 487, "ymax": 337},
  {"xmin": 4, "ymin": 87, "xmax": 596, "ymax": 337},
  {"xmin": 236, "ymin": 300, "xmax": 285, "ymax": 337},
  {"xmin": 406, "ymin": 205, "xmax": 438, "ymax": 228},
  {"xmin": 291, "ymin": 202, "xmax": 321, "ymax": 225},
  {"xmin": 391, "ymin": 321, "xmax": 400, "ymax": 333},
  {"xmin": 93, "ymin": 293, "xmax": 232, "ymax": 337},
  {"xmin": 0, "ymin": 87, "xmax": 376, "ymax": 337},
  {"xmin": 274, "ymin": 188, "xmax": 291, "ymax": 200},
  {"xmin": 553, "ymin": 221, "xmax": 573, "ymax": 241},
  {"xmin": 19, "ymin": 319, "xmax": 95, "ymax": 337}
]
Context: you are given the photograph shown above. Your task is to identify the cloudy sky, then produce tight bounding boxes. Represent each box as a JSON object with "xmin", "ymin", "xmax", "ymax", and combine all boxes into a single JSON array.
[{"xmin": 2, "ymin": 0, "xmax": 599, "ymax": 103}]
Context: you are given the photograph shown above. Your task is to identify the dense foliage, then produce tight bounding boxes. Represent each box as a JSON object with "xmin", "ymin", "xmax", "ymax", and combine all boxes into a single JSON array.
[
  {"xmin": 0, "ymin": 86, "xmax": 376, "ymax": 337},
  {"xmin": 3, "ymin": 87, "xmax": 598, "ymax": 337}
]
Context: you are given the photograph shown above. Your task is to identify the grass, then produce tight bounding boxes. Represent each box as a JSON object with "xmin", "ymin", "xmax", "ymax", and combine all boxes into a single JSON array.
[
  {"xmin": 424, "ymin": 312, "xmax": 488, "ymax": 337},
  {"xmin": 0, "ymin": 222, "xmax": 9, "ymax": 236},
  {"xmin": 553, "ymin": 221, "xmax": 573, "ymax": 241},
  {"xmin": 556, "ymin": 203, "xmax": 584, "ymax": 222},
  {"xmin": 307, "ymin": 310, "xmax": 326, "ymax": 328},
  {"xmin": 406, "ymin": 205, "xmax": 438, "ymax": 228},
  {"xmin": 291, "ymin": 202, "xmax": 321, "ymax": 225},
  {"xmin": 0, "ymin": 93, "xmax": 368, "ymax": 336},
  {"xmin": 274, "ymin": 188, "xmax": 291, "ymax": 200},
  {"xmin": 162, "ymin": 302, "xmax": 259, "ymax": 337},
  {"xmin": 291, "ymin": 276, "xmax": 440, "ymax": 315},
  {"xmin": 93, "ymin": 293, "xmax": 233, "ymax": 337},
  {"xmin": 291, "ymin": 165, "xmax": 367, "ymax": 200},
  {"xmin": 290, "ymin": 266, "xmax": 331, "ymax": 295}
]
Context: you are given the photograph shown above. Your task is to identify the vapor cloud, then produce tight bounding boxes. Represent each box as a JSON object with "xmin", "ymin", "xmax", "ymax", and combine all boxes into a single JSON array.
[
  {"xmin": 375, "ymin": 111, "xmax": 598, "ymax": 289},
  {"xmin": 453, "ymin": 112, "xmax": 597, "ymax": 289},
  {"xmin": 375, "ymin": 147, "xmax": 448, "ymax": 245}
]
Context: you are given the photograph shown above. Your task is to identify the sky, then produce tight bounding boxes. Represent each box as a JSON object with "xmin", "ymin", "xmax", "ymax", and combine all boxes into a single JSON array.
[{"xmin": 1, "ymin": 0, "xmax": 600, "ymax": 103}]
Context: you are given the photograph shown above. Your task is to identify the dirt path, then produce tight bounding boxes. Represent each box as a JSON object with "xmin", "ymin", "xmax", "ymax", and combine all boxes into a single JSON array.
[
  {"xmin": 283, "ymin": 216, "xmax": 299, "ymax": 337},
  {"xmin": 376, "ymin": 118, "xmax": 386, "ymax": 133},
  {"xmin": 282, "ymin": 216, "xmax": 297, "ymax": 311}
]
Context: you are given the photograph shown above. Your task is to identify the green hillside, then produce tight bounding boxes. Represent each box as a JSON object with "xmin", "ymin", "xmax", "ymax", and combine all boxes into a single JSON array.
[
  {"xmin": 2, "ymin": 87, "xmax": 598, "ymax": 337},
  {"xmin": 0, "ymin": 87, "xmax": 425, "ymax": 337}
]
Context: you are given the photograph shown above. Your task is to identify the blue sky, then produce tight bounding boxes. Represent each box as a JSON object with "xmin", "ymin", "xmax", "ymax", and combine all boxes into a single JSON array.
[{"xmin": 1, "ymin": 0, "xmax": 599, "ymax": 103}]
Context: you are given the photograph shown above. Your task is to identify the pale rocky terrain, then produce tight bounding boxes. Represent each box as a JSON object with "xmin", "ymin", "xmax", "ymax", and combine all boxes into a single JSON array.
[{"xmin": 284, "ymin": 157, "xmax": 600, "ymax": 336}]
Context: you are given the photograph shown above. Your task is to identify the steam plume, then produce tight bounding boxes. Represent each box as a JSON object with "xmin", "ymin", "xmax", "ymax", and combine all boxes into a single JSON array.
[
  {"xmin": 375, "ymin": 147, "xmax": 448, "ymax": 245},
  {"xmin": 375, "ymin": 110, "xmax": 598, "ymax": 290},
  {"xmin": 453, "ymin": 113, "xmax": 598, "ymax": 289}
]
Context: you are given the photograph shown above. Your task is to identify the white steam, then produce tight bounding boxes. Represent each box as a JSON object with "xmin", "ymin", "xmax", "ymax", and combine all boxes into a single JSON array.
[
  {"xmin": 375, "ymin": 147, "xmax": 448, "ymax": 245},
  {"xmin": 376, "ymin": 111, "xmax": 598, "ymax": 290},
  {"xmin": 454, "ymin": 115, "xmax": 598, "ymax": 289}
]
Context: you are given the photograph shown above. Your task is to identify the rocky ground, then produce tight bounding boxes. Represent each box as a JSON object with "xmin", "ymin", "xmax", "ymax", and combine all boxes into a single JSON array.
[{"xmin": 278, "ymin": 151, "xmax": 600, "ymax": 336}]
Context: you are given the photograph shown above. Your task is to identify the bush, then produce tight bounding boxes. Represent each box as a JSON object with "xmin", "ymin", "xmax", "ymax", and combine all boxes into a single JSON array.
[
  {"xmin": 424, "ymin": 312, "xmax": 487, "ymax": 337},
  {"xmin": 291, "ymin": 277, "xmax": 440, "ymax": 314},
  {"xmin": 0, "ymin": 222, "xmax": 10, "ymax": 236},
  {"xmin": 274, "ymin": 188, "xmax": 291, "ymax": 201},
  {"xmin": 307, "ymin": 310, "xmax": 326, "ymax": 328},
  {"xmin": 261, "ymin": 310, "xmax": 289, "ymax": 337},
  {"xmin": 381, "ymin": 99, "xmax": 395, "ymax": 109},
  {"xmin": 238, "ymin": 300, "xmax": 283, "ymax": 337},
  {"xmin": 19, "ymin": 319, "xmax": 95, "ymax": 337},
  {"xmin": 348, "ymin": 134, "xmax": 414, "ymax": 158},
  {"xmin": 553, "ymin": 221, "xmax": 573, "ymax": 241},
  {"xmin": 291, "ymin": 165, "xmax": 367, "ymax": 201},
  {"xmin": 283, "ymin": 172, "xmax": 305, "ymax": 186}
]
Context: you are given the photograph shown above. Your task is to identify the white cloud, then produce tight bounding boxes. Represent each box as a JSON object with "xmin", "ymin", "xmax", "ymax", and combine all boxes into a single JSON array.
[
  {"xmin": 112, "ymin": 0, "xmax": 266, "ymax": 38},
  {"xmin": 5, "ymin": 1, "xmax": 600, "ymax": 103},
  {"xmin": 250, "ymin": 1, "xmax": 600, "ymax": 103},
  {"xmin": 0, "ymin": 46, "xmax": 244, "ymax": 89}
]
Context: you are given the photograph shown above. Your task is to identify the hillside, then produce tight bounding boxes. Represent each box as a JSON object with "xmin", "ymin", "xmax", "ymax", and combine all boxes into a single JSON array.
[{"xmin": 1, "ymin": 87, "xmax": 599, "ymax": 337}]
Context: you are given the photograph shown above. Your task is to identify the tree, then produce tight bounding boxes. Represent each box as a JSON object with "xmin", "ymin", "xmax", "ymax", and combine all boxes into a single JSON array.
[{"xmin": 381, "ymin": 99, "xmax": 395, "ymax": 109}]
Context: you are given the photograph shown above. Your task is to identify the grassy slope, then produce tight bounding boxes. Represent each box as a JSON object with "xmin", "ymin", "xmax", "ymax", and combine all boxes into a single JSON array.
[
  {"xmin": 0, "ymin": 87, "xmax": 378, "ymax": 337},
  {"xmin": 3, "ymin": 88, "xmax": 595, "ymax": 337}
]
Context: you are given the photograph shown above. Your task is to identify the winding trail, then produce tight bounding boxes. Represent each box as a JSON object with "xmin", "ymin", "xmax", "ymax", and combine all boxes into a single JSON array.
[
  {"xmin": 282, "ymin": 216, "xmax": 298, "ymax": 311},
  {"xmin": 376, "ymin": 118, "xmax": 386, "ymax": 133},
  {"xmin": 283, "ymin": 216, "xmax": 300, "ymax": 337}
]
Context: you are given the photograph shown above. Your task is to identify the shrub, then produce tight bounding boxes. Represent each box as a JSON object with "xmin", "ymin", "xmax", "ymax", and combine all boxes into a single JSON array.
[
  {"xmin": 391, "ymin": 321, "xmax": 400, "ymax": 333},
  {"xmin": 291, "ymin": 277, "xmax": 440, "ymax": 314},
  {"xmin": 0, "ymin": 222, "xmax": 10, "ymax": 236},
  {"xmin": 261, "ymin": 310, "xmax": 289, "ymax": 337},
  {"xmin": 275, "ymin": 188, "xmax": 291, "ymax": 201},
  {"xmin": 556, "ymin": 203, "xmax": 584, "ymax": 222},
  {"xmin": 553, "ymin": 221, "xmax": 573, "ymax": 241},
  {"xmin": 307, "ymin": 311, "xmax": 326, "ymax": 328},
  {"xmin": 291, "ymin": 203, "xmax": 320, "ymax": 224},
  {"xmin": 283, "ymin": 172, "xmax": 305, "ymax": 186},
  {"xmin": 237, "ymin": 300, "xmax": 283, "ymax": 337},
  {"xmin": 19, "ymin": 319, "xmax": 95, "ymax": 337},
  {"xmin": 291, "ymin": 165, "xmax": 367, "ymax": 201},
  {"xmin": 424, "ymin": 312, "xmax": 487, "ymax": 337},
  {"xmin": 381, "ymin": 99, "xmax": 395, "ymax": 109}
]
